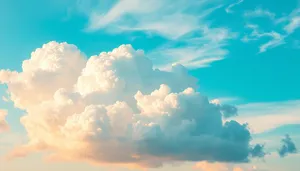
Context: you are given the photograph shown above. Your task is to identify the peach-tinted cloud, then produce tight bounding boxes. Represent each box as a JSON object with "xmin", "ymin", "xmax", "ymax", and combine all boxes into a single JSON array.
[
  {"xmin": 0, "ymin": 41, "xmax": 263, "ymax": 168},
  {"xmin": 0, "ymin": 109, "xmax": 9, "ymax": 133},
  {"xmin": 194, "ymin": 161, "xmax": 229, "ymax": 171},
  {"xmin": 194, "ymin": 161, "xmax": 259, "ymax": 171}
]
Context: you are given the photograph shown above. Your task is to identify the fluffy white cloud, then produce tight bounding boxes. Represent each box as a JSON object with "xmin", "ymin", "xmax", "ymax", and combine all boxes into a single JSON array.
[
  {"xmin": 1, "ymin": 42, "xmax": 262, "ymax": 168},
  {"xmin": 0, "ymin": 41, "xmax": 86, "ymax": 109},
  {"xmin": 0, "ymin": 109, "xmax": 9, "ymax": 133}
]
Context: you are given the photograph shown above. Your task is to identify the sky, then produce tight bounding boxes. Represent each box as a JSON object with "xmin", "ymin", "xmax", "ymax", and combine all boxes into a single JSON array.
[{"xmin": 0, "ymin": 0, "xmax": 300, "ymax": 171}]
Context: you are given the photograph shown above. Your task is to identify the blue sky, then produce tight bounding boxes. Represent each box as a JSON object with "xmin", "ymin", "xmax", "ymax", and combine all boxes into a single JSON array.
[{"xmin": 0, "ymin": 0, "xmax": 300, "ymax": 171}]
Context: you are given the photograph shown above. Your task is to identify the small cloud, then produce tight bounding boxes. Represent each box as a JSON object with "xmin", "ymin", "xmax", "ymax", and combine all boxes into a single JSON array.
[
  {"xmin": 0, "ymin": 109, "xmax": 9, "ymax": 133},
  {"xmin": 2, "ymin": 96, "xmax": 9, "ymax": 102},
  {"xmin": 278, "ymin": 134, "xmax": 297, "ymax": 157},
  {"xmin": 250, "ymin": 144, "xmax": 266, "ymax": 158}
]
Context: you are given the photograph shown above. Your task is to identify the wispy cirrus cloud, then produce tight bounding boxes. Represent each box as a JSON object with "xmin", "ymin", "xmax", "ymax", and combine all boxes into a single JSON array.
[
  {"xmin": 242, "ymin": 24, "xmax": 285, "ymax": 53},
  {"xmin": 149, "ymin": 26, "xmax": 237, "ymax": 69},
  {"xmin": 243, "ymin": 7, "xmax": 300, "ymax": 35},
  {"xmin": 86, "ymin": 0, "xmax": 218, "ymax": 39},
  {"xmin": 235, "ymin": 100, "xmax": 300, "ymax": 134},
  {"xmin": 257, "ymin": 32, "xmax": 286, "ymax": 53},
  {"xmin": 284, "ymin": 16, "xmax": 300, "ymax": 34},
  {"xmin": 242, "ymin": 7, "xmax": 300, "ymax": 52},
  {"xmin": 244, "ymin": 8, "xmax": 276, "ymax": 20},
  {"xmin": 275, "ymin": 8, "xmax": 300, "ymax": 34},
  {"xmin": 242, "ymin": 5, "xmax": 300, "ymax": 34},
  {"xmin": 80, "ymin": 0, "xmax": 236, "ymax": 69},
  {"xmin": 225, "ymin": 0, "xmax": 244, "ymax": 13}
]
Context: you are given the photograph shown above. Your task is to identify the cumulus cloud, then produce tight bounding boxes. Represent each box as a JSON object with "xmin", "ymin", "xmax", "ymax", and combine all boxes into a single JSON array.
[
  {"xmin": 278, "ymin": 134, "xmax": 297, "ymax": 157},
  {"xmin": 0, "ymin": 109, "xmax": 9, "ymax": 132},
  {"xmin": 1, "ymin": 41, "xmax": 264, "ymax": 168}
]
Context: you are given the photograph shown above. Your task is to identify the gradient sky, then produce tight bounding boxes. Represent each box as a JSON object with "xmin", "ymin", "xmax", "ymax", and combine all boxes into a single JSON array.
[{"xmin": 0, "ymin": 0, "xmax": 300, "ymax": 171}]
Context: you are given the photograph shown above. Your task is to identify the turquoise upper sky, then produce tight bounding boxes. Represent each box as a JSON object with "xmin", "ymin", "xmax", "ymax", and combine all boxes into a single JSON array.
[
  {"xmin": 1, "ymin": 0, "xmax": 300, "ymax": 102},
  {"xmin": 0, "ymin": 0, "xmax": 300, "ymax": 171}
]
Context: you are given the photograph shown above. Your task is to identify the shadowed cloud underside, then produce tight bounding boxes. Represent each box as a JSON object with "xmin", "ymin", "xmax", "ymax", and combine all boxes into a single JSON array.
[{"xmin": 0, "ymin": 41, "xmax": 263, "ymax": 168}]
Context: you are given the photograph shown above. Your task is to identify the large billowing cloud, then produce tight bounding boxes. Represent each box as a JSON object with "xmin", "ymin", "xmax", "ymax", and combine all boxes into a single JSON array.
[
  {"xmin": 0, "ymin": 41, "xmax": 263, "ymax": 168},
  {"xmin": 0, "ymin": 109, "xmax": 9, "ymax": 132}
]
